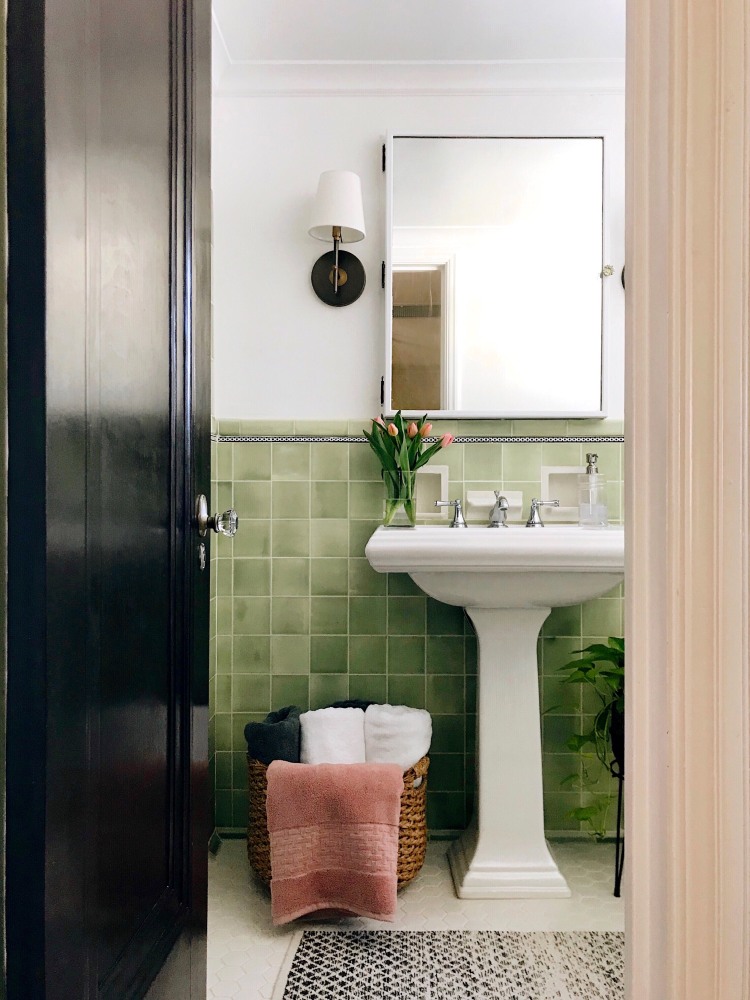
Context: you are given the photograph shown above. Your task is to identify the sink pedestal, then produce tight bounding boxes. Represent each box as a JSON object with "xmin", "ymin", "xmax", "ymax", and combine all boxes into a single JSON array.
[
  {"xmin": 447, "ymin": 606, "xmax": 570, "ymax": 899},
  {"xmin": 366, "ymin": 524, "xmax": 624, "ymax": 901}
]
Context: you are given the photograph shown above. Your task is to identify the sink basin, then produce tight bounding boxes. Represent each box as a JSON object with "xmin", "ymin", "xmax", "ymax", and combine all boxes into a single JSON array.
[
  {"xmin": 366, "ymin": 523, "xmax": 624, "ymax": 899},
  {"xmin": 365, "ymin": 524, "xmax": 624, "ymax": 609}
]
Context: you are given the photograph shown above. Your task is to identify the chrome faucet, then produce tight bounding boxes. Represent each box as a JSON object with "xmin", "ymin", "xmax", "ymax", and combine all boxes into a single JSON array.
[
  {"xmin": 488, "ymin": 492, "xmax": 509, "ymax": 528},
  {"xmin": 435, "ymin": 499, "xmax": 467, "ymax": 528},
  {"xmin": 525, "ymin": 498, "xmax": 560, "ymax": 527}
]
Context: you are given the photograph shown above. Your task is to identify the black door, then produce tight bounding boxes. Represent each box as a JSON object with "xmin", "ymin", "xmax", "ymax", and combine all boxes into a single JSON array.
[{"xmin": 6, "ymin": 1, "xmax": 211, "ymax": 997}]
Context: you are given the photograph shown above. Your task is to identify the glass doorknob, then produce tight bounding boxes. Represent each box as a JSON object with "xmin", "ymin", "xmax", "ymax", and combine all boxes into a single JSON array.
[
  {"xmin": 213, "ymin": 509, "xmax": 239, "ymax": 537},
  {"xmin": 195, "ymin": 494, "xmax": 239, "ymax": 537}
]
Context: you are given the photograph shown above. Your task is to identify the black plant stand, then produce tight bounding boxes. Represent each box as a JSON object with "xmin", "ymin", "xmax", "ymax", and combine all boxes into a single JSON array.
[
  {"xmin": 612, "ymin": 761, "xmax": 624, "ymax": 897},
  {"xmin": 610, "ymin": 706, "xmax": 625, "ymax": 897}
]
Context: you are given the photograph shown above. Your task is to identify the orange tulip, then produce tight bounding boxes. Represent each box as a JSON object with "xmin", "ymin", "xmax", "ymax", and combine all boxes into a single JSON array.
[
  {"xmin": 419, "ymin": 423, "xmax": 432, "ymax": 438},
  {"xmin": 407, "ymin": 422, "xmax": 419, "ymax": 438},
  {"xmin": 387, "ymin": 423, "xmax": 399, "ymax": 437}
]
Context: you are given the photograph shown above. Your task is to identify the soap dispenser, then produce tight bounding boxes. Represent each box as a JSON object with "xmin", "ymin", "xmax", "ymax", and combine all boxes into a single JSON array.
[{"xmin": 578, "ymin": 453, "xmax": 608, "ymax": 528}]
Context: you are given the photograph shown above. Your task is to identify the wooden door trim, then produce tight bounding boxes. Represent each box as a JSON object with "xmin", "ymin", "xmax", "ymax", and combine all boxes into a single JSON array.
[{"xmin": 626, "ymin": 0, "xmax": 750, "ymax": 996}]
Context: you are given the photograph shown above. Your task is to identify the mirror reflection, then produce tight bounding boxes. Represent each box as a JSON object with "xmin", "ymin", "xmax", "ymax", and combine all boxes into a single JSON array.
[{"xmin": 388, "ymin": 136, "xmax": 606, "ymax": 417}]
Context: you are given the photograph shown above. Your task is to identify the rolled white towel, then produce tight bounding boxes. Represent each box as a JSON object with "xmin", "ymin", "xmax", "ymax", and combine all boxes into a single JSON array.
[
  {"xmin": 300, "ymin": 707, "xmax": 366, "ymax": 764},
  {"xmin": 364, "ymin": 704, "xmax": 432, "ymax": 772}
]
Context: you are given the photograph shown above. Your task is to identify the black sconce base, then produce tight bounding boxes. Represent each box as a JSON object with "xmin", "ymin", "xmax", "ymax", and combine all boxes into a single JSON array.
[{"xmin": 311, "ymin": 250, "xmax": 366, "ymax": 306}]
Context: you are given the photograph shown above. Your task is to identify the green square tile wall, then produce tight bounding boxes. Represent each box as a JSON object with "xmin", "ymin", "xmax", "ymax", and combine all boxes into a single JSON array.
[{"xmin": 210, "ymin": 418, "xmax": 624, "ymax": 833}]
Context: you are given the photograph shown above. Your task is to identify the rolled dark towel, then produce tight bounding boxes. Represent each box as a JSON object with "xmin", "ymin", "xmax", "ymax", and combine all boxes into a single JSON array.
[
  {"xmin": 327, "ymin": 698, "xmax": 376, "ymax": 712},
  {"xmin": 244, "ymin": 706, "xmax": 301, "ymax": 765}
]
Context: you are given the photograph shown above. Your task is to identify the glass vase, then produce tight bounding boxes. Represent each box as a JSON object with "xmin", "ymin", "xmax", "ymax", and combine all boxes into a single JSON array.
[{"xmin": 383, "ymin": 472, "xmax": 417, "ymax": 527}]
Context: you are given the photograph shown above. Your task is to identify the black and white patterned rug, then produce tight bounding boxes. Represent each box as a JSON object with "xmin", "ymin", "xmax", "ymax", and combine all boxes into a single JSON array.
[{"xmin": 273, "ymin": 930, "xmax": 624, "ymax": 999}]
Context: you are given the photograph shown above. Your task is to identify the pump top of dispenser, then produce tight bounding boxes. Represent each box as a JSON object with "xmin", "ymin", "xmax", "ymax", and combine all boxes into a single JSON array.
[{"xmin": 579, "ymin": 453, "xmax": 608, "ymax": 528}]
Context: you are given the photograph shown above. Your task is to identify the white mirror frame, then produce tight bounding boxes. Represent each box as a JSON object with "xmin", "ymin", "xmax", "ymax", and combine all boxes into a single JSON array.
[{"xmin": 383, "ymin": 131, "xmax": 620, "ymax": 419}]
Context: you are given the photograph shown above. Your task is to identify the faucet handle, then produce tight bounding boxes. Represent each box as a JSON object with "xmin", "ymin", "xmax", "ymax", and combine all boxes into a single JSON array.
[
  {"xmin": 525, "ymin": 498, "xmax": 560, "ymax": 527},
  {"xmin": 435, "ymin": 499, "xmax": 467, "ymax": 528},
  {"xmin": 488, "ymin": 492, "xmax": 509, "ymax": 528}
]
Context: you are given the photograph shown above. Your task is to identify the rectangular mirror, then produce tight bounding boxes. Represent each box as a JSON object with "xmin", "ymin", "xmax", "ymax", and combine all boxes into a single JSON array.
[{"xmin": 385, "ymin": 135, "xmax": 608, "ymax": 418}]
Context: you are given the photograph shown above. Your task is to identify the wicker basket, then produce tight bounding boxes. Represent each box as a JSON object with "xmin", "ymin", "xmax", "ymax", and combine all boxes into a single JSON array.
[{"xmin": 247, "ymin": 755, "xmax": 429, "ymax": 889}]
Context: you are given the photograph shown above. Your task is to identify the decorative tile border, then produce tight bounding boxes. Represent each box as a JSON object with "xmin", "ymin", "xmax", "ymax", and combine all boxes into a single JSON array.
[{"xmin": 214, "ymin": 434, "xmax": 625, "ymax": 445}]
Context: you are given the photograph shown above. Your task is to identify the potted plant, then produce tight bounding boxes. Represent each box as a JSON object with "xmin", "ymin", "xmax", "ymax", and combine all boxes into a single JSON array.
[
  {"xmin": 560, "ymin": 636, "xmax": 624, "ymax": 768},
  {"xmin": 558, "ymin": 636, "xmax": 624, "ymax": 845}
]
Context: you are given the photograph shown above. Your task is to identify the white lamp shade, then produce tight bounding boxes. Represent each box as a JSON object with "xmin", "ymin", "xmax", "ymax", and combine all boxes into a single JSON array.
[{"xmin": 308, "ymin": 170, "xmax": 366, "ymax": 243}]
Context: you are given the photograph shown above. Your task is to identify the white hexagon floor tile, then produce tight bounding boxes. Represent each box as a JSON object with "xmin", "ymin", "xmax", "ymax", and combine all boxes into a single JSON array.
[{"xmin": 207, "ymin": 838, "xmax": 625, "ymax": 998}]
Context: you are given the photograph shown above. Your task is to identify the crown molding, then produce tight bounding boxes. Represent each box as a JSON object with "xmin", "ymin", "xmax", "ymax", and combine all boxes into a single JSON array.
[{"xmin": 212, "ymin": 58, "xmax": 626, "ymax": 97}]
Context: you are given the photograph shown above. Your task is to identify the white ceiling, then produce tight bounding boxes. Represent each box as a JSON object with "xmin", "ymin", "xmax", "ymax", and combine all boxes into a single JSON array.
[{"xmin": 212, "ymin": 0, "xmax": 625, "ymax": 65}]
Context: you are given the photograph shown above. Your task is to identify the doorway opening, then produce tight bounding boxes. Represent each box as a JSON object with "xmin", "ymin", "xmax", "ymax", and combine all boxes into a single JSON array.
[{"xmin": 207, "ymin": 1, "xmax": 626, "ymax": 996}]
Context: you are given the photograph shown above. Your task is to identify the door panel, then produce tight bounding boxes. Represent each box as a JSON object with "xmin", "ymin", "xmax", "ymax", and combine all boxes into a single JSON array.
[
  {"xmin": 5, "ymin": 1, "xmax": 210, "ymax": 997},
  {"xmin": 97, "ymin": 1, "xmax": 175, "ymax": 976}
]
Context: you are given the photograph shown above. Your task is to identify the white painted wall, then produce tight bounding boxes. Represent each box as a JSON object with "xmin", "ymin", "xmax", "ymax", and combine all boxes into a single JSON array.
[
  {"xmin": 212, "ymin": 1, "xmax": 626, "ymax": 64},
  {"xmin": 211, "ymin": 88, "xmax": 624, "ymax": 419}
]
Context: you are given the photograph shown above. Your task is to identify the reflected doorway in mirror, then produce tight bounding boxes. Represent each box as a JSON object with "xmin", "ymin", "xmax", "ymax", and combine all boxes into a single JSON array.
[{"xmin": 392, "ymin": 260, "xmax": 455, "ymax": 409}]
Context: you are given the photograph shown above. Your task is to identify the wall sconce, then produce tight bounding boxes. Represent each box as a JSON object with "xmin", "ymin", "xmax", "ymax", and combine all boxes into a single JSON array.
[{"xmin": 308, "ymin": 170, "xmax": 366, "ymax": 306}]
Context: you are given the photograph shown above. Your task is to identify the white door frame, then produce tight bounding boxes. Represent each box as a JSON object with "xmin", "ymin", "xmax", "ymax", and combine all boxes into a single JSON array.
[{"xmin": 626, "ymin": 1, "xmax": 750, "ymax": 997}]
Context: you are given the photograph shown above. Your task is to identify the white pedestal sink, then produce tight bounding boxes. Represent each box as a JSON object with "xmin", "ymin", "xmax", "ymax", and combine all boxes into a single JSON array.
[{"xmin": 365, "ymin": 524, "xmax": 624, "ymax": 899}]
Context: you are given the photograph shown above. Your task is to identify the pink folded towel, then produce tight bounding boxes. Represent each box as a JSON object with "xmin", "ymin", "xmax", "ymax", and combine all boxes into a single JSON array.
[{"xmin": 266, "ymin": 760, "xmax": 404, "ymax": 926}]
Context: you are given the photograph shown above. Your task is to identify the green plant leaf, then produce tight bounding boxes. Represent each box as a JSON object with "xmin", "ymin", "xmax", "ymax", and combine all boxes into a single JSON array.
[
  {"xmin": 398, "ymin": 437, "xmax": 411, "ymax": 483},
  {"xmin": 412, "ymin": 439, "xmax": 443, "ymax": 470},
  {"xmin": 579, "ymin": 643, "xmax": 623, "ymax": 661},
  {"xmin": 559, "ymin": 655, "xmax": 597, "ymax": 670},
  {"xmin": 363, "ymin": 429, "xmax": 399, "ymax": 475},
  {"xmin": 405, "ymin": 419, "xmax": 422, "ymax": 463},
  {"xmin": 566, "ymin": 733, "xmax": 595, "ymax": 752},
  {"xmin": 557, "ymin": 635, "xmax": 624, "ymax": 817},
  {"xmin": 569, "ymin": 805, "xmax": 602, "ymax": 821},
  {"xmin": 560, "ymin": 669, "xmax": 594, "ymax": 684}
]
